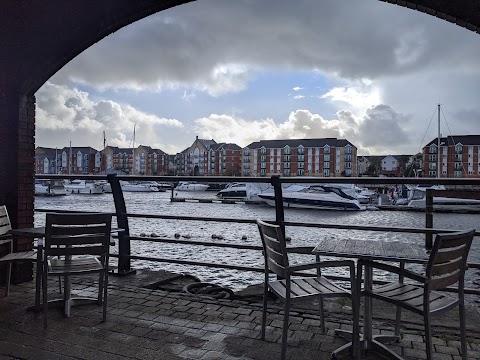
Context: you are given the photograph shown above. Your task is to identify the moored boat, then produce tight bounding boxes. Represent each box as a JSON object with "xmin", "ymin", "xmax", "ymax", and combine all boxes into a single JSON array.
[
  {"xmin": 35, "ymin": 179, "xmax": 67, "ymax": 196},
  {"xmin": 64, "ymin": 180, "xmax": 104, "ymax": 194},
  {"xmin": 175, "ymin": 182, "xmax": 209, "ymax": 191},
  {"xmin": 258, "ymin": 184, "xmax": 365, "ymax": 211}
]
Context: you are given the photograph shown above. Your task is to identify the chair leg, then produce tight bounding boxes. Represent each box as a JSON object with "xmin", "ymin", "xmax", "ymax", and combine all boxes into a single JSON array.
[
  {"xmin": 5, "ymin": 262, "xmax": 12, "ymax": 296},
  {"xmin": 319, "ymin": 296, "xmax": 326, "ymax": 334},
  {"xmin": 98, "ymin": 270, "xmax": 104, "ymax": 304},
  {"xmin": 43, "ymin": 269, "xmax": 48, "ymax": 329},
  {"xmin": 261, "ymin": 281, "xmax": 268, "ymax": 340},
  {"xmin": 459, "ymin": 302, "xmax": 468, "ymax": 360},
  {"xmin": 102, "ymin": 269, "xmax": 108, "ymax": 322},
  {"xmin": 281, "ymin": 297, "xmax": 290, "ymax": 360},
  {"xmin": 424, "ymin": 313, "xmax": 432, "ymax": 360}
]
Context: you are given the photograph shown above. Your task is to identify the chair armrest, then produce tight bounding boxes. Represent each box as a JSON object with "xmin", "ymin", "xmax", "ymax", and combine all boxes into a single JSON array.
[
  {"xmin": 287, "ymin": 260, "xmax": 354, "ymax": 273},
  {"xmin": 360, "ymin": 259, "xmax": 426, "ymax": 284}
]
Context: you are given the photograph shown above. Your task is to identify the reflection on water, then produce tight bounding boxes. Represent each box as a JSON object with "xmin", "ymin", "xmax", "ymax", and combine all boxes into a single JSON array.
[{"xmin": 35, "ymin": 191, "xmax": 480, "ymax": 299}]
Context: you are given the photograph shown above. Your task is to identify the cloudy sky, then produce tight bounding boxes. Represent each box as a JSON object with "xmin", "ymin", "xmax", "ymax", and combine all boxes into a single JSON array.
[{"xmin": 35, "ymin": 0, "xmax": 480, "ymax": 155}]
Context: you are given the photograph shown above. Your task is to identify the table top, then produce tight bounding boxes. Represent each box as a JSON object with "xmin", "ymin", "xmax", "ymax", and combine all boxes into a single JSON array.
[{"xmin": 312, "ymin": 238, "xmax": 429, "ymax": 264}]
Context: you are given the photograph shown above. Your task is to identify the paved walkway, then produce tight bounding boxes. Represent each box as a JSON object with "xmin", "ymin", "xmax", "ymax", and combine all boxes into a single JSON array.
[{"xmin": 1, "ymin": 270, "xmax": 480, "ymax": 360}]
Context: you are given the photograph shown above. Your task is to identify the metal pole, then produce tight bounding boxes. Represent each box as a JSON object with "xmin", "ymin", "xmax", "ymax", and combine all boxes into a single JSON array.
[
  {"xmin": 271, "ymin": 175, "xmax": 285, "ymax": 237},
  {"xmin": 425, "ymin": 188, "xmax": 433, "ymax": 249},
  {"xmin": 437, "ymin": 103, "xmax": 441, "ymax": 178},
  {"xmin": 107, "ymin": 174, "xmax": 135, "ymax": 275}
]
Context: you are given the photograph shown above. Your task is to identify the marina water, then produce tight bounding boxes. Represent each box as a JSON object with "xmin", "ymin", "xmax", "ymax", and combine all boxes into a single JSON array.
[{"xmin": 35, "ymin": 191, "xmax": 480, "ymax": 300}]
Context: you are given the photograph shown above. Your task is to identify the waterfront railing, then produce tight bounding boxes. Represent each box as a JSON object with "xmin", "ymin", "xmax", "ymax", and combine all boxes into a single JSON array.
[{"xmin": 35, "ymin": 174, "xmax": 480, "ymax": 297}]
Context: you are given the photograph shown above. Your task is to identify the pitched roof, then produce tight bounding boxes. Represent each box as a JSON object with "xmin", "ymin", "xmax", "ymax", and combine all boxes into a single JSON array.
[
  {"xmin": 245, "ymin": 138, "xmax": 355, "ymax": 149},
  {"xmin": 425, "ymin": 135, "xmax": 480, "ymax": 147}
]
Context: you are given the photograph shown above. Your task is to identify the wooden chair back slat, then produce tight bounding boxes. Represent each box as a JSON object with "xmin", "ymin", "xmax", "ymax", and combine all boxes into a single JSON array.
[
  {"xmin": 50, "ymin": 225, "xmax": 108, "ymax": 236},
  {"xmin": 431, "ymin": 258, "xmax": 463, "ymax": 277},
  {"xmin": 48, "ymin": 246, "xmax": 105, "ymax": 257},
  {"xmin": 49, "ymin": 234, "xmax": 107, "ymax": 246},
  {"xmin": 430, "ymin": 271, "xmax": 461, "ymax": 290},
  {"xmin": 47, "ymin": 213, "xmax": 107, "ymax": 226},
  {"xmin": 434, "ymin": 246, "xmax": 467, "ymax": 264}
]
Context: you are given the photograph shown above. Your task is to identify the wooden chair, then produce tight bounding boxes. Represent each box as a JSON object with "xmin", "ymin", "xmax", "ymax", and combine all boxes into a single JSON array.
[
  {"xmin": 0, "ymin": 205, "xmax": 37, "ymax": 296},
  {"xmin": 359, "ymin": 229, "xmax": 475, "ymax": 360},
  {"xmin": 256, "ymin": 219, "xmax": 359, "ymax": 360},
  {"xmin": 43, "ymin": 212, "xmax": 112, "ymax": 328}
]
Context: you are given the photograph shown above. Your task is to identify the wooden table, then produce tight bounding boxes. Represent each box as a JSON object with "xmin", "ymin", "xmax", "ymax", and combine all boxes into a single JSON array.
[
  {"xmin": 312, "ymin": 238, "xmax": 429, "ymax": 360},
  {"xmin": 11, "ymin": 227, "xmax": 122, "ymax": 315}
]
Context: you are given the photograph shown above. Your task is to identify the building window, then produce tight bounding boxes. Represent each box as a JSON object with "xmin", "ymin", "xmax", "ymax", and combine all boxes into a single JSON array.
[
  {"xmin": 284, "ymin": 146, "xmax": 291, "ymax": 155},
  {"xmin": 429, "ymin": 155, "xmax": 436, "ymax": 162},
  {"xmin": 429, "ymin": 171, "xmax": 436, "ymax": 177},
  {"xmin": 324, "ymin": 154, "xmax": 330, "ymax": 162},
  {"xmin": 297, "ymin": 169, "xmax": 304, "ymax": 176},
  {"xmin": 454, "ymin": 171, "xmax": 463, "ymax": 178},
  {"xmin": 298, "ymin": 155, "xmax": 304, "ymax": 162},
  {"xmin": 323, "ymin": 163, "xmax": 330, "ymax": 169},
  {"xmin": 283, "ymin": 169, "xmax": 290, "ymax": 176},
  {"xmin": 454, "ymin": 154, "xmax": 462, "ymax": 161},
  {"xmin": 324, "ymin": 146, "xmax": 330, "ymax": 154},
  {"xmin": 284, "ymin": 162, "xmax": 290, "ymax": 169},
  {"xmin": 260, "ymin": 147, "xmax": 266, "ymax": 155},
  {"xmin": 260, "ymin": 162, "xmax": 266, "ymax": 169},
  {"xmin": 284, "ymin": 155, "xmax": 291, "ymax": 162},
  {"xmin": 323, "ymin": 169, "xmax": 330, "ymax": 177},
  {"xmin": 298, "ymin": 162, "xmax": 304, "ymax": 169},
  {"xmin": 260, "ymin": 169, "xmax": 266, "ymax": 176},
  {"xmin": 345, "ymin": 162, "xmax": 351, "ymax": 169},
  {"xmin": 260, "ymin": 155, "xmax": 266, "ymax": 162},
  {"xmin": 297, "ymin": 146, "xmax": 304, "ymax": 155},
  {"xmin": 455, "ymin": 144, "xmax": 463, "ymax": 153},
  {"xmin": 345, "ymin": 154, "xmax": 352, "ymax": 162}
]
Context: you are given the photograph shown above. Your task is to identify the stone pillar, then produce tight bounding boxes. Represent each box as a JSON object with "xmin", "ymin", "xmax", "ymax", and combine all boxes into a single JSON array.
[{"xmin": 0, "ymin": 87, "xmax": 35, "ymax": 283}]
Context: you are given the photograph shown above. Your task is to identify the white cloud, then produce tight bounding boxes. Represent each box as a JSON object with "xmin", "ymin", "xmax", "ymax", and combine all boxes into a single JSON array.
[
  {"xmin": 293, "ymin": 86, "xmax": 303, "ymax": 91},
  {"xmin": 292, "ymin": 95, "xmax": 305, "ymax": 99},
  {"xmin": 35, "ymin": 82, "xmax": 184, "ymax": 151}
]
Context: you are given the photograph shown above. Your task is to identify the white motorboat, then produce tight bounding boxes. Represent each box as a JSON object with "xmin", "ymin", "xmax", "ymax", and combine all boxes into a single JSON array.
[
  {"xmin": 405, "ymin": 185, "xmax": 480, "ymax": 208},
  {"xmin": 216, "ymin": 182, "xmax": 274, "ymax": 200},
  {"xmin": 64, "ymin": 180, "xmax": 104, "ymax": 194},
  {"xmin": 102, "ymin": 181, "xmax": 160, "ymax": 193},
  {"xmin": 35, "ymin": 179, "xmax": 67, "ymax": 196},
  {"xmin": 175, "ymin": 182, "xmax": 209, "ymax": 191},
  {"xmin": 258, "ymin": 184, "xmax": 365, "ymax": 211}
]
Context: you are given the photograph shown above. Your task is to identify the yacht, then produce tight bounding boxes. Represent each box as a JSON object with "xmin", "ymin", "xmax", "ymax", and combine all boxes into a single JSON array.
[
  {"xmin": 64, "ymin": 180, "xmax": 104, "ymax": 194},
  {"xmin": 102, "ymin": 181, "xmax": 160, "ymax": 193},
  {"xmin": 34, "ymin": 179, "xmax": 67, "ymax": 196},
  {"xmin": 258, "ymin": 184, "xmax": 365, "ymax": 211},
  {"xmin": 216, "ymin": 182, "xmax": 274, "ymax": 200},
  {"xmin": 175, "ymin": 182, "xmax": 209, "ymax": 191},
  {"xmin": 405, "ymin": 185, "xmax": 480, "ymax": 208}
]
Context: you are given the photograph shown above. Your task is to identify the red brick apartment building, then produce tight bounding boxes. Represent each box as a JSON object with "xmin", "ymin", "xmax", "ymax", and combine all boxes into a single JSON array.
[{"xmin": 423, "ymin": 135, "xmax": 480, "ymax": 178}]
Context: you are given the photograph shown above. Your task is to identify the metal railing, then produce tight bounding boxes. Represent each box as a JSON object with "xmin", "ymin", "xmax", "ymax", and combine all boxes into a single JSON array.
[{"xmin": 35, "ymin": 174, "xmax": 480, "ymax": 296}]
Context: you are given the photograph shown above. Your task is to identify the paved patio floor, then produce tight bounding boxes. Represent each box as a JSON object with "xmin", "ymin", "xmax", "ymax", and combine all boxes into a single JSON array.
[{"xmin": 1, "ymin": 270, "xmax": 480, "ymax": 360}]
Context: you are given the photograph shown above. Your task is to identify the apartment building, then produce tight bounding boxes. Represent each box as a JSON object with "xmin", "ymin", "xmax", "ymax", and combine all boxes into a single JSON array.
[
  {"xmin": 423, "ymin": 135, "xmax": 480, "ymax": 178},
  {"xmin": 35, "ymin": 146, "xmax": 101, "ymax": 175},
  {"xmin": 174, "ymin": 136, "xmax": 242, "ymax": 176},
  {"xmin": 243, "ymin": 138, "xmax": 357, "ymax": 177},
  {"xmin": 102, "ymin": 145, "xmax": 168, "ymax": 175}
]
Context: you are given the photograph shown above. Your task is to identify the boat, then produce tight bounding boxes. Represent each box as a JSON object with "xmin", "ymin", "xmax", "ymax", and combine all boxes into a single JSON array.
[
  {"xmin": 34, "ymin": 179, "xmax": 67, "ymax": 196},
  {"xmin": 216, "ymin": 182, "xmax": 274, "ymax": 200},
  {"xmin": 405, "ymin": 185, "xmax": 480, "ymax": 208},
  {"xmin": 102, "ymin": 181, "xmax": 161, "ymax": 193},
  {"xmin": 258, "ymin": 184, "xmax": 365, "ymax": 211},
  {"xmin": 64, "ymin": 180, "xmax": 104, "ymax": 194},
  {"xmin": 175, "ymin": 182, "xmax": 209, "ymax": 191}
]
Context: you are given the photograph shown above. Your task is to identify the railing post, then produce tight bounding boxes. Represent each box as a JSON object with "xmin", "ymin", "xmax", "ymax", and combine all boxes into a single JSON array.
[
  {"xmin": 107, "ymin": 174, "xmax": 135, "ymax": 275},
  {"xmin": 271, "ymin": 175, "xmax": 285, "ymax": 237},
  {"xmin": 425, "ymin": 188, "xmax": 433, "ymax": 250}
]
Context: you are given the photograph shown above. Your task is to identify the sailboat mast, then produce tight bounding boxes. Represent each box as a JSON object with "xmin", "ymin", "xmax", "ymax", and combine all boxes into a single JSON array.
[
  {"xmin": 132, "ymin": 124, "xmax": 136, "ymax": 176},
  {"xmin": 437, "ymin": 103, "xmax": 441, "ymax": 179}
]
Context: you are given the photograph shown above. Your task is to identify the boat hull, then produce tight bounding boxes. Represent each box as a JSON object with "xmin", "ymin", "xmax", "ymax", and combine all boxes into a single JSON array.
[{"xmin": 258, "ymin": 194, "xmax": 365, "ymax": 211}]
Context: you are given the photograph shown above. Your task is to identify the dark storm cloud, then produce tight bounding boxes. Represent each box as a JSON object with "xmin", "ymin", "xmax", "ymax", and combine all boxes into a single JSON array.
[{"xmin": 53, "ymin": 0, "xmax": 480, "ymax": 93}]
